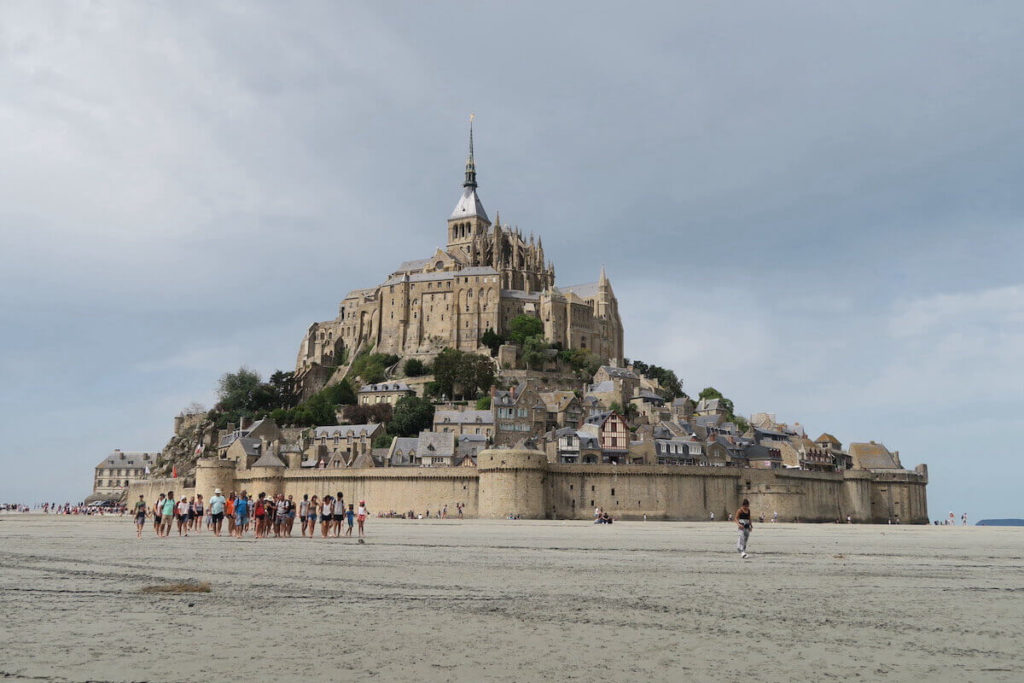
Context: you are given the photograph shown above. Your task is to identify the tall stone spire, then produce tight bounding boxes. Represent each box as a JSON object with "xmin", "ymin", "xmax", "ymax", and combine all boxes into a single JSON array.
[
  {"xmin": 464, "ymin": 114, "xmax": 477, "ymax": 189},
  {"xmin": 448, "ymin": 114, "xmax": 489, "ymax": 225}
]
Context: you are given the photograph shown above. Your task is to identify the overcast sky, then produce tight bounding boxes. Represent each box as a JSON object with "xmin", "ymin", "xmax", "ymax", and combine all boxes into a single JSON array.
[{"xmin": 2, "ymin": 2, "xmax": 1022, "ymax": 520}]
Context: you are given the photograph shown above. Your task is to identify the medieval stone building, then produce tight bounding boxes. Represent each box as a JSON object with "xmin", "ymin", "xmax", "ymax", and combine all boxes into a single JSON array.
[{"xmin": 295, "ymin": 125, "xmax": 624, "ymax": 394}]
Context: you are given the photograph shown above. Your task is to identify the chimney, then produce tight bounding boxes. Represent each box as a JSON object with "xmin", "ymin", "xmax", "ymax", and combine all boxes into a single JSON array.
[{"xmin": 240, "ymin": 416, "xmax": 253, "ymax": 431}]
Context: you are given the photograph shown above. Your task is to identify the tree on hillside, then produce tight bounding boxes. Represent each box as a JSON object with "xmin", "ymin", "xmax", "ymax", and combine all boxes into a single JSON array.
[
  {"xmin": 432, "ymin": 348, "xmax": 495, "ymax": 399},
  {"xmin": 508, "ymin": 315, "xmax": 544, "ymax": 346},
  {"xmin": 343, "ymin": 403, "xmax": 393, "ymax": 425},
  {"xmin": 268, "ymin": 370, "xmax": 298, "ymax": 407},
  {"xmin": 389, "ymin": 396, "xmax": 435, "ymax": 437},
  {"xmin": 322, "ymin": 379, "xmax": 357, "ymax": 406},
  {"xmin": 698, "ymin": 387, "xmax": 735, "ymax": 416},
  {"xmin": 481, "ymin": 327, "xmax": 505, "ymax": 356},
  {"xmin": 404, "ymin": 358, "xmax": 428, "ymax": 377},
  {"xmin": 521, "ymin": 334, "xmax": 550, "ymax": 370},
  {"xmin": 627, "ymin": 359, "xmax": 685, "ymax": 400}
]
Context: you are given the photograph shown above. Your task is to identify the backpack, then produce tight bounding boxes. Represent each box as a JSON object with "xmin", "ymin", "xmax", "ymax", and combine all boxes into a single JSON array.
[{"xmin": 255, "ymin": 501, "xmax": 265, "ymax": 515}]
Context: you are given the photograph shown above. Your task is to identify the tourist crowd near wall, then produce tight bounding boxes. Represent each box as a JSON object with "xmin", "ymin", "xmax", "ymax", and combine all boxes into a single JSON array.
[{"xmin": 118, "ymin": 122, "xmax": 928, "ymax": 523}]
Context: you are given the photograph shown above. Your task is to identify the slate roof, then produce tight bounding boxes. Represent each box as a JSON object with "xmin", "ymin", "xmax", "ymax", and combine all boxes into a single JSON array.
[
  {"xmin": 359, "ymin": 382, "xmax": 413, "ymax": 393},
  {"xmin": 848, "ymin": 442, "xmax": 900, "ymax": 469},
  {"xmin": 450, "ymin": 186, "xmax": 489, "ymax": 222},
  {"xmin": 599, "ymin": 365, "xmax": 639, "ymax": 379},
  {"xmin": 456, "ymin": 266, "xmax": 500, "ymax": 277},
  {"xmin": 419, "ymin": 431, "xmax": 455, "ymax": 457},
  {"xmin": 251, "ymin": 452, "xmax": 286, "ymax": 468},
  {"xmin": 314, "ymin": 423, "xmax": 381, "ymax": 438},
  {"xmin": 815, "ymin": 433, "xmax": 842, "ymax": 447},
  {"xmin": 95, "ymin": 451, "xmax": 158, "ymax": 469},
  {"xmin": 560, "ymin": 282, "xmax": 599, "ymax": 299},
  {"xmin": 435, "ymin": 410, "xmax": 494, "ymax": 425},
  {"xmin": 499, "ymin": 290, "xmax": 541, "ymax": 301},
  {"xmin": 350, "ymin": 452, "xmax": 376, "ymax": 468},
  {"xmin": 588, "ymin": 380, "xmax": 616, "ymax": 394},
  {"xmin": 391, "ymin": 437, "xmax": 419, "ymax": 454},
  {"xmin": 538, "ymin": 391, "xmax": 577, "ymax": 412},
  {"xmin": 233, "ymin": 437, "xmax": 263, "ymax": 458},
  {"xmin": 394, "ymin": 257, "xmax": 431, "ymax": 273}
]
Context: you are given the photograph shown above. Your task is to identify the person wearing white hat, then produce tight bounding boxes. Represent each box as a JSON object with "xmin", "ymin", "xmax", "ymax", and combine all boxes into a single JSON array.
[
  {"xmin": 176, "ymin": 496, "xmax": 190, "ymax": 536},
  {"xmin": 209, "ymin": 488, "xmax": 227, "ymax": 537}
]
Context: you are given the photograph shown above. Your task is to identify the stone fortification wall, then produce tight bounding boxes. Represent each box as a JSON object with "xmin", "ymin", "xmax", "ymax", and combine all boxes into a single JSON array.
[
  {"xmin": 131, "ymin": 456, "xmax": 928, "ymax": 523},
  {"xmin": 128, "ymin": 477, "xmax": 194, "ymax": 506},
  {"xmin": 218, "ymin": 468, "xmax": 477, "ymax": 517},
  {"xmin": 545, "ymin": 464, "xmax": 740, "ymax": 521}
]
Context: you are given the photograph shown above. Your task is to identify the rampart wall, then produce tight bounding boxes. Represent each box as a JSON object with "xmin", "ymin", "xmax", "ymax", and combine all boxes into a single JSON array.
[{"xmin": 127, "ymin": 452, "xmax": 928, "ymax": 523}]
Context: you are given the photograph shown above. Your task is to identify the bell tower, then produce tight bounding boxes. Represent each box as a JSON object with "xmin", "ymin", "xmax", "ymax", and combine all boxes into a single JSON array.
[{"xmin": 447, "ymin": 115, "xmax": 491, "ymax": 250}]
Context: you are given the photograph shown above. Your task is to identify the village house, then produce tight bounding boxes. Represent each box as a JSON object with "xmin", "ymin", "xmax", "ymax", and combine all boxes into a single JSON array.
[
  {"xmin": 546, "ymin": 427, "xmax": 601, "ymax": 464},
  {"xmin": 93, "ymin": 450, "xmax": 158, "ymax": 496},
  {"xmin": 308, "ymin": 423, "xmax": 384, "ymax": 467},
  {"xmin": 537, "ymin": 390, "xmax": 583, "ymax": 430},
  {"xmin": 492, "ymin": 382, "xmax": 546, "ymax": 445},
  {"xmin": 358, "ymin": 381, "xmax": 415, "ymax": 406},
  {"xmin": 433, "ymin": 409, "xmax": 494, "ymax": 438},
  {"xmin": 581, "ymin": 411, "xmax": 630, "ymax": 464}
]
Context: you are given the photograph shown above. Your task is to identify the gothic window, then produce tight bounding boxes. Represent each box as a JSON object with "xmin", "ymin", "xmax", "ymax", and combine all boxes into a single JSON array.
[{"xmin": 467, "ymin": 290, "xmax": 473, "ymax": 297}]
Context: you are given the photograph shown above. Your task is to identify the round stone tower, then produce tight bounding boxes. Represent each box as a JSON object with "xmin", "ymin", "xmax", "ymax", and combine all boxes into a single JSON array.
[
  {"xmin": 477, "ymin": 447, "xmax": 547, "ymax": 519},
  {"xmin": 195, "ymin": 458, "xmax": 238, "ymax": 499}
]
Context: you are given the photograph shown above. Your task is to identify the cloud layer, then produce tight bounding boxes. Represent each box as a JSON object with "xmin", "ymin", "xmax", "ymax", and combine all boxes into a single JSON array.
[{"xmin": 2, "ymin": 2, "xmax": 1021, "ymax": 519}]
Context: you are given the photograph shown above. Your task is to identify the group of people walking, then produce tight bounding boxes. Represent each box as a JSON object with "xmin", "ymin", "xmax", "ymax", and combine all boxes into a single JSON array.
[{"xmin": 132, "ymin": 490, "xmax": 369, "ymax": 540}]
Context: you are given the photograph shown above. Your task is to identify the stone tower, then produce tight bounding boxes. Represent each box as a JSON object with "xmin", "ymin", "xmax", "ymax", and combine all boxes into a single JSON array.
[
  {"xmin": 477, "ymin": 447, "xmax": 548, "ymax": 519},
  {"xmin": 447, "ymin": 117, "xmax": 491, "ymax": 250}
]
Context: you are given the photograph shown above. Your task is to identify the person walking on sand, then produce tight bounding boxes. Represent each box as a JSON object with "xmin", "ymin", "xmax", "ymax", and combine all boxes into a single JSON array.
[
  {"xmin": 736, "ymin": 499, "xmax": 753, "ymax": 559},
  {"xmin": 332, "ymin": 492, "xmax": 346, "ymax": 538},
  {"xmin": 133, "ymin": 495, "xmax": 147, "ymax": 538},
  {"xmin": 345, "ymin": 503, "xmax": 355, "ymax": 537},
  {"xmin": 357, "ymin": 500, "xmax": 369, "ymax": 538},
  {"xmin": 299, "ymin": 494, "xmax": 311, "ymax": 537},
  {"xmin": 320, "ymin": 496, "xmax": 333, "ymax": 538},
  {"xmin": 209, "ymin": 488, "xmax": 226, "ymax": 537},
  {"xmin": 176, "ymin": 496, "xmax": 190, "ymax": 536},
  {"xmin": 152, "ymin": 493, "xmax": 164, "ymax": 537},
  {"xmin": 161, "ymin": 492, "xmax": 176, "ymax": 537}
]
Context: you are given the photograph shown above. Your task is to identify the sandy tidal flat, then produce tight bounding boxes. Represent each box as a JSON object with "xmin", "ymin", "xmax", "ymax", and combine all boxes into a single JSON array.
[{"xmin": 0, "ymin": 514, "xmax": 1022, "ymax": 682}]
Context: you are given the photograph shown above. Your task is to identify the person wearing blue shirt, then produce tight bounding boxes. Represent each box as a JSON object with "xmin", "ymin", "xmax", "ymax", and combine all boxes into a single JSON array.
[{"xmin": 233, "ymin": 492, "xmax": 249, "ymax": 537}]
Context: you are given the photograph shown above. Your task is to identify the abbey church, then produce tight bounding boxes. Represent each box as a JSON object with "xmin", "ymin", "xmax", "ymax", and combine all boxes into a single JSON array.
[{"xmin": 295, "ymin": 125, "xmax": 624, "ymax": 393}]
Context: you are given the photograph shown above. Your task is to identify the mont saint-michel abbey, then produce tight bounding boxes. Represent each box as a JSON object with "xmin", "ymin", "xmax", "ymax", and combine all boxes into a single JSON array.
[{"xmin": 295, "ymin": 127, "xmax": 624, "ymax": 391}]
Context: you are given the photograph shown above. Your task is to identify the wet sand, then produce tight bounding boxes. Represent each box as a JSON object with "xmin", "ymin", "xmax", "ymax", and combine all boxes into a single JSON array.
[{"xmin": 1, "ymin": 514, "xmax": 1022, "ymax": 682}]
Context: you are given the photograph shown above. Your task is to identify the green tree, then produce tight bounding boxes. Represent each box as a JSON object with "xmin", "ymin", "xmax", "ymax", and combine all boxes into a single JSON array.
[
  {"xmin": 404, "ymin": 358, "xmax": 428, "ymax": 377},
  {"xmin": 521, "ymin": 334, "xmax": 549, "ymax": 370},
  {"xmin": 389, "ymin": 396, "xmax": 435, "ymax": 437},
  {"xmin": 508, "ymin": 315, "xmax": 544, "ymax": 346},
  {"xmin": 559, "ymin": 348, "xmax": 604, "ymax": 377},
  {"xmin": 481, "ymin": 327, "xmax": 505, "ymax": 356},
  {"xmin": 268, "ymin": 370, "xmax": 298, "ymax": 407},
  {"xmin": 373, "ymin": 433, "xmax": 395, "ymax": 449},
  {"xmin": 343, "ymin": 403, "xmax": 393, "ymax": 425},
  {"xmin": 433, "ymin": 348, "xmax": 495, "ymax": 399},
  {"xmin": 475, "ymin": 395, "xmax": 492, "ymax": 410},
  {"xmin": 698, "ymin": 387, "xmax": 735, "ymax": 416},
  {"xmin": 350, "ymin": 351, "xmax": 400, "ymax": 384},
  {"xmin": 216, "ymin": 367, "xmax": 264, "ymax": 414},
  {"xmin": 323, "ymin": 379, "xmax": 356, "ymax": 406}
]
